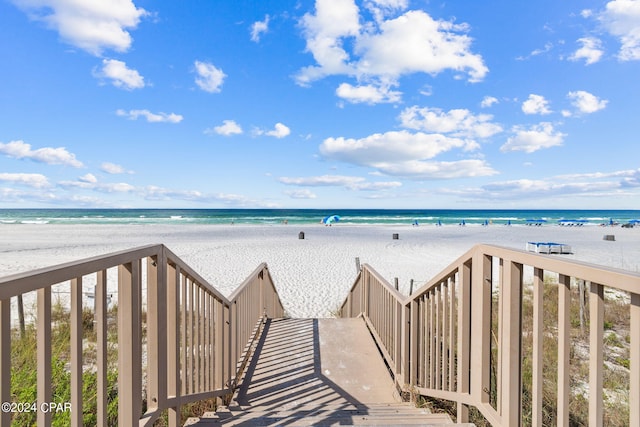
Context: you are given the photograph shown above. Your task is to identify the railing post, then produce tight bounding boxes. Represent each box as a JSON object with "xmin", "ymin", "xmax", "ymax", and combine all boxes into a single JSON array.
[
  {"xmin": 409, "ymin": 299, "xmax": 419, "ymax": 389},
  {"xmin": 0, "ymin": 299, "xmax": 11, "ymax": 427},
  {"xmin": 395, "ymin": 300, "xmax": 402, "ymax": 377},
  {"xmin": 631, "ymin": 292, "xmax": 640, "ymax": 427},
  {"xmin": 401, "ymin": 301, "xmax": 411, "ymax": 387},
  {"xmin": 470, "ymin": 252, "xmax": 492, "ymax": 406},
  {"xmin": 166, "ymin": 263, "xmax": 181, "ymax": 427},
  {"xmin": 457, "ymin": 261, "xmax": 471, "ymax": 423},
  {"xmin": 363, "ymin": 268, "xmax": 370, "ymax": 317},
  {"xmin": 224, "ymin": 303, "xmax": 232, "ymax": 397},
  {"xmin": 500, "ymin": 260, "xmax": 522, "ymax": 426},
  {"xmin": 37, "ymin": 286, "xmax": 52, "ymax": 427},
  {"xmin": 70, "ymin": 277, "xmax": 83, "ymax": 427},
  {"xmin": 118, "ymin": 261, "xmax": 142, "ymax": 425},
  {"xmin": 96, "ymin": 270, "xmax": 108, "ymax": 427},
  {"xmin": 531, "ymin": 268, "xmax": 543, "ymax": 427},
  {"xmin": 214, "ymin": 300, "xmax": 225, "ymax": 407},
  {"xmin": 230, "ymin": 301, "xmax": 238, "ymax": 387},
  {"xmin": 589, "ymin": 282, "xmax": 604, "ymax": 427},
  {"xmin": 557, "ymin": 274, "xmax": 571, "ymax": 427},
  {"xmin": 259, "ymin": 269, "xmax": 265, "ymax": 318},
  {"xmin": 147, "ymin": 250, "xmax": 168, "ymax": 415}
]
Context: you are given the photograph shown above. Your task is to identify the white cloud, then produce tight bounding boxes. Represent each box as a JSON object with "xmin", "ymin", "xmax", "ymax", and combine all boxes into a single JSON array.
[
  {"xmin": 12, "ymin": 0, "xmax": 148, "ymax": 55},
  {"xmin": 142, "ymin": 185, "xmax": 267, "ymax": 206},
  {"xmin": 318, "ymin": 130, "xmax": 496, "ymax": 179},
  {"xmin": 399, "ymin": 106, "xmax": 502, "ymax": 139},
  {"xmin": 0, "ymin": 140, "xmax": 83, "ymax": 167},
  {"xmin": 479, "ymin": 179, "xmax": 619, "ymax": 199},
  {"xmin": 208, "ymin": 120, "xmax": 243, "ymax": 136},
  {"xmin": 116, "ymin": 109, "xmax": 183, "ymax": 123},
  {"xmin": 500, "ymin": 122, "xmax": 566, "ymax": 153},
  {"xmin": 278, "ymin": 174, "xmax": 402, "ymax": 190},
  {"xmin": 79, "ymin": 173, "xmax": 97, "ymax": 183},
  {"xmin": 251, "ymin": 15, "xmax": 270, "ymax": 42},
  {"xmin": 0, "ymin": 172, "xmax": 50, "ymax": 188},
  {"xmin": 296, "ymin": 2, "xmax": 487, "ymax": 103},
  {"xmin": 522, "ymin": 94, "xmax": 552, "ymax": 115},
  {"xmin": 354, "ymin": 10, "xmax": 487, "ymax": 83},
  {"xmin": 100, "ymin": 162, "xmax": 132, "ymax": 174},
  {"xmin": 569, "ymin": 37, "xmax": 604, "ymax": 65},
  {"xmin": 320, "ymin": 130, "xmax": 472, "ymax": 165},
  {"xmin": 58, "ymin": 177, "xmax": 135, "ymax": 193},
  {"xmin": 280, "ymin": 175, "xmax": 364, "ymax": 187},
  {"xmin": 467, "ymin": 169, "xmax": 640, "ymax": 201},
  {"xmin": 194, "ymin": 60, "xmax": 226, "ymax": 93},
  {"xmin": 336, "ymin": 82, "xmax": 401, "ymax": 104},
  {"xmin": 95, "ymin": 59, "xmax": 145, "ymax": 90},
  {"xmin": 297, "ymin": 0, "xmax": 361, "ymax": 85},
  {"xmin": 98, "ymin": 182, "xmax": 135, "ymax": 193},
  {"xmin": 581, "ymin": 9, "xmax": 594, "ymax": 18},
  {"xmin": 567, "ymin": 90, "xmax": 608, "ymax": 113},
  {"xmin": 371, "ymin": 159, "xmax": 497, "ymax": 179},
  {"xmin": 599, "ymin": 0, "xmax": 640, "ymax": 61},
  {"xmin": 285, "ymin": 189, "xmax": 317, "ymax": 199},
  {"xmin": 480, "ymin": 96, "xmax": 498, "ymax": 108},
  {"xmin": 531, "ymin": 42, "xmax": 554, "ymax": 57},
  {"xmin": 266, "ymin": 123, "xmax": 291, "ymax": 138},
  {"xmin": 364, "ymin": 0, "xmax": 409, "ymax": 22}
]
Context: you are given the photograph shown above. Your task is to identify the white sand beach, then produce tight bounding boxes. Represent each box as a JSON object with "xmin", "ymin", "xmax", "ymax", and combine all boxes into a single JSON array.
[{"xmin": 1, "ymin": 223, "xmax": 639, "ymax": 318}]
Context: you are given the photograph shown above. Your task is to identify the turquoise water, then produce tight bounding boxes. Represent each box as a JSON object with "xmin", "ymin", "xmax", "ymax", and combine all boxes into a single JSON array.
[{"xmin": 0, "ymin": 209, "xmax": 638, "ymax": 226}]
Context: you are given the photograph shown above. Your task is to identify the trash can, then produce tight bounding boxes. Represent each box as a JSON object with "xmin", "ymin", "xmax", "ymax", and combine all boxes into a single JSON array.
[
  {"xmin": 603, "ymin": 234, "xmax": 615, "ymax": 241},
  {"xmin": 392, "ymin": 233, "xmax": 399, "ymax": 240},
  {"xmin": 299, "ymin": 231, "xmax": 305, "ymax": 239}
]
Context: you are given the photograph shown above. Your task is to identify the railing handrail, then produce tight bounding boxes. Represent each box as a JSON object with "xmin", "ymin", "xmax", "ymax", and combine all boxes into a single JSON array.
[
  {"xmin": 0, "ymin": 244, "xmax": 161, "ymax": 300},
  {"xmin": 0, "ymin": 244, "xmax": 285, "ymax": 427},
  {"xmin": 409, "ymin": 244, "xmax": 640, "ymax": 300},
  {"xmin": 345, "ymin": 242, "xmax": 640, "ymax": 321},
  {"xmin": 341, "ymin": 243, "xmax": 640, "ymax": 426}
]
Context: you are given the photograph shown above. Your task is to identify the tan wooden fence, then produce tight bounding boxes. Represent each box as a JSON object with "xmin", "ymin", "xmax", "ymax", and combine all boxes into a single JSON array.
[
  {"xmin": 0, "ymin": 244, "xmax": 284, "ymax": 427},
  {"xmin": 341, "ymin": 244, "xmax": 640, "ymax": 426}
]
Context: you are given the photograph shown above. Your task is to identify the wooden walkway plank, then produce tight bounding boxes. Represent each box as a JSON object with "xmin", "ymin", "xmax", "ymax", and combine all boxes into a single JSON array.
[{"xmin": 186, "ymin": 318, "xmax": 457, "ymax": 426}]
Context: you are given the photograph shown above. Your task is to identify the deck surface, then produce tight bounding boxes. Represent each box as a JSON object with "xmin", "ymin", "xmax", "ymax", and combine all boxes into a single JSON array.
[
  {"xmin": 235, "ymin": 317, "xmax": 400, "ymax": 409},
  {"xmin": 186, "ymin": 318, "xmax": 457, "ymax": 425}
]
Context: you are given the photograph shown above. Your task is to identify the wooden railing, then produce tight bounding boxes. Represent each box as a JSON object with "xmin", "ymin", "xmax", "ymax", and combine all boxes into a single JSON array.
[
  {"xmin": 340, "ymin": 244, "xmax": 640, "ymax": 426},
  {"xmin": 0, "ymin": 244, "xmax": 284, "ymax": 427}
]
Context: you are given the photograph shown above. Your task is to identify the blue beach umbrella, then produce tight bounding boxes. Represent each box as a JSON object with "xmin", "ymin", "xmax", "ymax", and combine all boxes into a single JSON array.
[{"xmin": 322, "ymin": 215, "xmax": 340, "ymax": 225}]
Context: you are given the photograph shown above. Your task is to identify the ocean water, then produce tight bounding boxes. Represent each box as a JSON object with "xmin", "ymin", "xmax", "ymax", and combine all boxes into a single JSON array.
[{"xmin": 0, "ymin": 209, "xmax": 639, "ymax": 226}]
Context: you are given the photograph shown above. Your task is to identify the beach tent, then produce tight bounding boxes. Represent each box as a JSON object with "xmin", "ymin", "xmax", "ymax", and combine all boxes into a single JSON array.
[{"xmin": 322, "ymin": 215, "xmax": 340, "ymax": 225}]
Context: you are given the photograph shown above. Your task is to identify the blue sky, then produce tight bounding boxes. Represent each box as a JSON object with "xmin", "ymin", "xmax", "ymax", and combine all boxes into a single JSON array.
[{"xmin": 1, "ymin": 0, "xmax": 639, "ymax": 209}]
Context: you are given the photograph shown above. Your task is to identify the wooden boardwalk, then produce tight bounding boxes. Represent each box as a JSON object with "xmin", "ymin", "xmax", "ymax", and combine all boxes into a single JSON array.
[{"xmin": 186, "ymin": 318, "xmax": 458, "ymax": 426}]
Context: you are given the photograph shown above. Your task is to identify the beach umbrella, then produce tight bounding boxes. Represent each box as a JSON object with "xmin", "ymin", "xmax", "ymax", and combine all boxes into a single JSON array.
[
  {"xmin": 629, "ymin": 219, "xmax": 640, "ymax": 224},
  {"xmin": 322, "ymin": 215, "xmax": 340, "ymax": 225}
]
